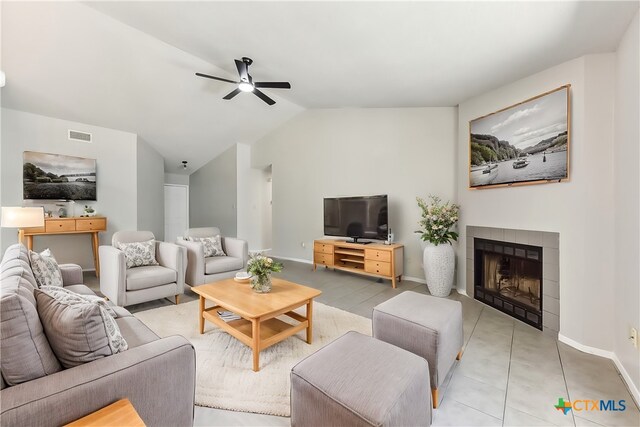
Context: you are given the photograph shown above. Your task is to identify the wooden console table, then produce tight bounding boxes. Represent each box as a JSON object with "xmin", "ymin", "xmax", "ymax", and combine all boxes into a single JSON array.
[
  {"xmin": 313, "ymin": 239, "xmax": 404, "ymax": 288},
  {"xmin": 21, "ymin": 217, "xmax": 107, "ymax": 277}
]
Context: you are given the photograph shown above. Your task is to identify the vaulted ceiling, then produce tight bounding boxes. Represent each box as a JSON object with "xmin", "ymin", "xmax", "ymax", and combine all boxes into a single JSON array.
[{"xmin": 2, "ymin": 1, "xmax": 637, "ymax": 173}]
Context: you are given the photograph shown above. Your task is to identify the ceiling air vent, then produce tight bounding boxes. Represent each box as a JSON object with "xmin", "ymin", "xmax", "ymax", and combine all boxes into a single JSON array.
[{"xmin": 68, "ymin": 130, "xmax": 92, "ymax": 143}]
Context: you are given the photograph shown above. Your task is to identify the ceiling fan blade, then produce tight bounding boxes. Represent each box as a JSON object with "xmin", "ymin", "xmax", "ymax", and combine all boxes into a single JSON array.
[
  {"xmin": 223, "ymin": 88, "xmax": 242, "ymax": 100},
  {"xmin": 195, "ymin": 72, "xmax": 237, "ymax": 84},
  {"xmin": 254, "ymin": 82, "xmax": 291, "ymax": 89},
  {"xmin": 253, "ymin": 88, "xmax": 276, "ymax": 105},
  {"xmin": 235, "ymin": 60, "xmax": 249, "ymax": 81}
]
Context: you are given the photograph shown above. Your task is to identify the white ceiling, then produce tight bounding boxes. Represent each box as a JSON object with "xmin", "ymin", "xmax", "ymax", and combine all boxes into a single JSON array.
[{"xmin": 2, "ymin": 1, "xmax": 637, "ymax": 173}]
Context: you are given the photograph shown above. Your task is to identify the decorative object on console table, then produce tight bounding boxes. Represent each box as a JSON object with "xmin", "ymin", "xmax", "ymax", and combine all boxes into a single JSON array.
[
  {"xmin": 416, "ymin": 195, "xmax": 459, "ymax": 297},
  {"xmin": 247, "ymin": 252, "xmax": 283, "ymax": 293},
  {"xmin": 20, "ymin": 216, "xmax": 107, "ymax": 277},
  {"xmin": 0, "ymin": 206, "xmax": 45, "ymax": 245},
  {"xmin": 313, "ymin": 239, "xmax": 404, "ymax": 288}
]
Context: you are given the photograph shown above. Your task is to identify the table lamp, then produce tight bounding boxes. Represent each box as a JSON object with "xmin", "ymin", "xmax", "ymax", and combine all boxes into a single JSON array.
[{"xmin": 1, "ymin": 207, "xmax": 45, "ymax": 245}]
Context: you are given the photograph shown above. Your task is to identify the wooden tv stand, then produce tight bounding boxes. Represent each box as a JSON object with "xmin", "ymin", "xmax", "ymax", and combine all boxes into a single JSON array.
[{"xmin": 313, "ymin": 239, "xmax": 404, "ymax": 288}]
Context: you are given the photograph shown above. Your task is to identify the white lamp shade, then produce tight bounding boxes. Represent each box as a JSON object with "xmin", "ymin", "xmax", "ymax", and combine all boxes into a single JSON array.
[{"xmin": 1, "ymin": 207, "xmax": 45, "ymax": 228}]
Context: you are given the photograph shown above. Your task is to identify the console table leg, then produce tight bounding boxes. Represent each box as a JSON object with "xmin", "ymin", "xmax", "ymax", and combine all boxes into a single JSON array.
[{"xmin": 91, "ymin": 232, "xmax": 100, "ymax": 277}]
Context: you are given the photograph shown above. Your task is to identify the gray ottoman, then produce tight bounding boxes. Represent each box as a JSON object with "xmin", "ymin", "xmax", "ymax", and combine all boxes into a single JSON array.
[
  {"xmin": 373, "ymin": 291, "xmax": 463, "ymax": 408},
  {"xmin": 291, "ymin": 331, "xmax": 431, "ymax": 427}
]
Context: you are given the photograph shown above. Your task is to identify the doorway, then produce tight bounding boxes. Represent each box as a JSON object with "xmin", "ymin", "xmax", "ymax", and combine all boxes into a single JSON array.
[{"xmin": 164, "ymin": 184, "xmax": 189, "ymax": 242}]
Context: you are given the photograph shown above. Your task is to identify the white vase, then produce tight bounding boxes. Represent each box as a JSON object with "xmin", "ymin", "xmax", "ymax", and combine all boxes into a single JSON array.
[{"xmin": 422, "ymin": 242, "xmax": 455, "ymax": 297}]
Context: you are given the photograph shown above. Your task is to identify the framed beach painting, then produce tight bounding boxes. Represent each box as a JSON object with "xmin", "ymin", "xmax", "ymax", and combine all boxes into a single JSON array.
[{"xmin": 469, "ymin": 85, "xmax": 570, "ymax": 189}]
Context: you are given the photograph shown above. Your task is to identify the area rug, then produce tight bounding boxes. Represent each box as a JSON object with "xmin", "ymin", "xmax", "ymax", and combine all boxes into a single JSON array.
[{"xmin": 133, "ymin": 300, "xmax": 371, "ymax": 416}]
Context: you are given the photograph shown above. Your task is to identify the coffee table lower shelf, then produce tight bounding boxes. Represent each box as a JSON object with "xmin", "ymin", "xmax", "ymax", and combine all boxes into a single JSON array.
[{"xmin": 203, "ymin": 306, "xmax": 309, "ymax": 352}]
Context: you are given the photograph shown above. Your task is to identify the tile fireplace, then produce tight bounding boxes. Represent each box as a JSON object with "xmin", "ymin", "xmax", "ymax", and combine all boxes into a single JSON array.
[
  {"xmin": 474, "ymin": 239, "xmax": 543, "ymax": 329},
  {"xmin": 465, "ymin": 226, "xmax": 560, "ymax": 335}
]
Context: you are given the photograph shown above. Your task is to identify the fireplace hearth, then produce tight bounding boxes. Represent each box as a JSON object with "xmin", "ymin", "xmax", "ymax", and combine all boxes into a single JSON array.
[{"xmin": 474, "ymin": 238, "xmax": 543, "ymax": 329}]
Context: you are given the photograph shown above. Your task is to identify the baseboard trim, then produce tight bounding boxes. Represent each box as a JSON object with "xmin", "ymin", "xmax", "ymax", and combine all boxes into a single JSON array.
[
  {"xmin": 403, "ymin": 275, "xmax": 426, "ymax": 284},
  {"xmin": 558, "ymin": 334, "xmax": 640, "ymax": 405},
  {"xmin": 273, "ymin": 255, "xmax": 313, "ymax": 265}
]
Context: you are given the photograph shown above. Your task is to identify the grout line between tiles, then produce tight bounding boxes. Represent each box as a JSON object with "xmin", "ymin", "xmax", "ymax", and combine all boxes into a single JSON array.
[
  {"xmin": 556, "ymin": 341, "xmax": 577, "ymax": 427},
  {"xmin": 501, "ymin": 320, "xmax": 515, "ymax": 426}
]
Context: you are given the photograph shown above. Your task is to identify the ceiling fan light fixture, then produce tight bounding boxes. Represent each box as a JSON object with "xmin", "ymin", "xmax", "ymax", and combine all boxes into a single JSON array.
[{"xmin": 238, "ymin": 82, "xmax": 254, "ymax": 92}]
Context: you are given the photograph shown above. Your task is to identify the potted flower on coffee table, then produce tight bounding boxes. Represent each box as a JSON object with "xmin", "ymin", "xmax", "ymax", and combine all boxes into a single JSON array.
[{"xmin": 247, "ymin": 253, "xmax": 283, "ymax": 293}]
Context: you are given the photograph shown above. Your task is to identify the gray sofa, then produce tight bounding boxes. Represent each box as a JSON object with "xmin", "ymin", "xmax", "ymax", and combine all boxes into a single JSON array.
[
  {"xmin": 0, "ymin": 244, "xmax": 196, "ymax": 426},
  {"xmin": 177, "ymin": 227, "xmax": 248, "ymax": 286}
]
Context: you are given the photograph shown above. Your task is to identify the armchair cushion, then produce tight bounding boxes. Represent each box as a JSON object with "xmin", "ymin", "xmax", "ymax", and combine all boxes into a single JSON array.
[
  {"xmin": 184, "ymin": 227, "xmax": 220, "ymax": 239},
  {"xmin": 115, "ymin": 239, "xmax": 158, "ymax": 269},
  {"xmin": 205, "ymin": 256, "xmax": 244, "ymax": 275},
  {"xmin": 125, "ymin": 265, "xmax": 177, "ymax": 291},
  {"xmin": 186, "ymin": 235, "xmax": 225, "ymax": 257}
]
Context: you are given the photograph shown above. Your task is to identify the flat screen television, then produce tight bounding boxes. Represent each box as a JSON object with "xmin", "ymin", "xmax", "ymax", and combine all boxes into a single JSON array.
[
  {"xmin": 324, "ymin": 195, "xmax": 388, "ymax": 243},
  {"xmin": 23, "ymin": 151, "xmax": 97, "ymax": 201}
]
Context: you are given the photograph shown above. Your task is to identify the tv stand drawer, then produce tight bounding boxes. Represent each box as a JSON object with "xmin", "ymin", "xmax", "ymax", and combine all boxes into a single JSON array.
[
  {"xmin": 365, "ymin": 249, "xmax": 391, "ymax": 262},
  {"xmin": 314, "ymin": 252, "xmax": 334, "ymax": 266},
  {"xmin": 365, "ymin": 260, "xmax": 391, "ymax": 276},
  {"xmin": 314, "ymin": 243, "xmax": 334, "ymax": 254}
]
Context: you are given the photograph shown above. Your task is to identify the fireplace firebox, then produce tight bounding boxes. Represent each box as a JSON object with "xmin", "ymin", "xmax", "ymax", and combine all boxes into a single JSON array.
[{"xmin": 474, "ymin": 238, "xmax": 543, "ymax": 329}]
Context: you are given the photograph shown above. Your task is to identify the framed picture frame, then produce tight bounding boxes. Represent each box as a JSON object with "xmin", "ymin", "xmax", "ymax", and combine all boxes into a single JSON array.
[{"xmin": 468, "ymin": 84, "xmax": 570, "ymax": 189}]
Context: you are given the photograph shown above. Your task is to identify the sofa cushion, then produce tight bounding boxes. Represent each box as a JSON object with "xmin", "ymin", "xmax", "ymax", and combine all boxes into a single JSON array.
[
  {"xmin": 126, "ymin": 265, "xmax": 177, "ymax": 291},
  {"xmin": 186, "ymin": 235, "xmax": 226, "ymax": 257},
  {"xmin": 205, "ymin": 256, "xmax": 243, "ymax": 275},
  {"xmin": 63, "ymin": 284, "xmax": 97, "ymax": 296},
  {"xmin": 0, "ymin": 276, "xmax": 62, "ymax": 385},
  {"xmin": 29, "ymin": 249, "xmax": 63, "ymax": 288},
  {"xmin": 115, "ymin": 239, "xmax": 159, "ymax": 269},
  {"xmin": 35, "ymin": 289, "xmax": 128, "ymax": 368},
  {"xmin": 116, "ymin": 316, "xmax": 159, "ymax": 348}
]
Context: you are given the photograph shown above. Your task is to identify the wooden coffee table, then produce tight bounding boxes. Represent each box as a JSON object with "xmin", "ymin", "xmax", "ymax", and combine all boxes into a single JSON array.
[{"xmin": 192, "ymin": 278, "xmax": 322, "ymax": 371}]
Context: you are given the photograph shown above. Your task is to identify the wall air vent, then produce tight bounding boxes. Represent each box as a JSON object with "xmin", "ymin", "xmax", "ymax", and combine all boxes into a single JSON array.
[{"xmin": 68, "ymin": 130, "xmax": 92, "ymax": 143}]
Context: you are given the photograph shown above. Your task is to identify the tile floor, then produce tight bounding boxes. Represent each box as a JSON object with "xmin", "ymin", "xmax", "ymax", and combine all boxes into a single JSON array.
[{"xmin": 87, "ymin": 260, "xmax": 640, "ymax": 426}]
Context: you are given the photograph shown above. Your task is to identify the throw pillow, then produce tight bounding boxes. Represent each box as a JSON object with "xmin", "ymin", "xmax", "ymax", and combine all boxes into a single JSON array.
[
  {"xmin": 29, "ymin": 248, "xmax": 63, "ymax": 288},
  {"xmin": 186, "ymin": 235, "xmax": 226, "ymax": 257},
  {"xmin": 35, "ymin": 288, "xmax": 128, "ymax": 368},
  {"xmin": 115, "ymin": 239, "xmax": 158, "ymax": 269}
]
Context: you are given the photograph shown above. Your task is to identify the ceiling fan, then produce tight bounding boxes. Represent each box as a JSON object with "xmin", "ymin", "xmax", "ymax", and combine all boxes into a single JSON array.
[{"xmin": 196, "ymin": 57, "xmax": 291, "ymax": 105}]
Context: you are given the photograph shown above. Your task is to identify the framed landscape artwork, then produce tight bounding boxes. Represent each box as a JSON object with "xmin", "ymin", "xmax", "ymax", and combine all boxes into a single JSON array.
[
  {"xmin": 23, "ymin": 151, "xmax": 97, "ymax": 200},
  {"xmin": 469, "ymin": 85, "xmax": 570, "ymax": 189}
]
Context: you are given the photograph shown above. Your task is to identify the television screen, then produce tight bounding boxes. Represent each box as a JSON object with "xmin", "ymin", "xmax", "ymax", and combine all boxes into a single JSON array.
[
  {"xmin": 324, "ymin": 195, "xmax": 388, "ymax": 241},
  {"xmin": 469, "ymin": 85, "xmax": 570, "ymax": 188},
  {"xmin": 23, "ymin": 151, "xmax": 97, "ymax": 201}
]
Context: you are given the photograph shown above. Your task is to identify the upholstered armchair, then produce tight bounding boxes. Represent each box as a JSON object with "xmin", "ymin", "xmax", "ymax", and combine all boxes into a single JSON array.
[
  {"xmin": 99, "ymin": 231, "xmax": 186, "ymax": 307},
  {"xmin": 176, "ymin": 227, "xmax": 248, "ymax": 286}
]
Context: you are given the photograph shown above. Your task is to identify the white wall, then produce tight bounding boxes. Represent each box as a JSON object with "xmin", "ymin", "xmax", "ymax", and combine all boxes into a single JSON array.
[
  {"xmin": 0, "ymin": 108, "xmax": 138, "ymax": 269},
  {"xmin": 236, "ymin": 143, "xmax": 265, "ymax": 251},
  {"xmin": 165, "ymin": 172, "xmax": 189, "ymax": 186},
  {"xmin": 137, "ymin": 138, "xmax": 165, "ymax": 240},
  {"xmin": 251, "ymin": 108, "xmax": 457, "ymax": 279},
  {"xmin": 613, "ymin": 11, "xmax": 640, "ymax": 398},
  {"xmin": 456, "ymin": 55, "xmax": 616, "ymax": 352},
  {"xmin": 189, "ymin": 144, "xmax": 237, "ymax": 236}
]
